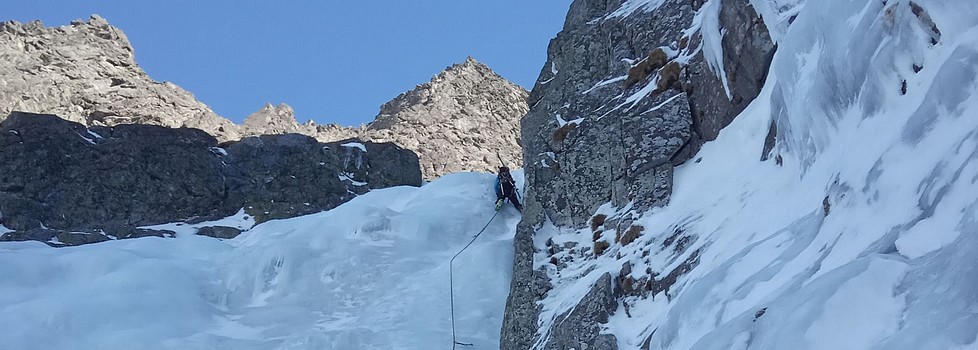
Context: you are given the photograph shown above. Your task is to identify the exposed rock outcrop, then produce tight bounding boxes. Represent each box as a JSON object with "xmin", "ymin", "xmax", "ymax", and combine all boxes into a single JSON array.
[
  {"xmin": 358, "ymin": 57, "xmax": 529, "ymax": 179},
  {"xmin": 502, "ymin": 0, "xmax": 776, "ymax": 348},
  {"xmin": 0, "ymin": 16, "xmax": 528, "ymax": 180},
  {"xmin": 243, "ymin": 103, "xmax": 301, "ymax": 135},
  {"xmin": 0, "ymin": 112, "xmax": 421, "ymax": 246},
  {"xmin": 0, "ymin": 15, "xmax": 240, "ymax": 141}
]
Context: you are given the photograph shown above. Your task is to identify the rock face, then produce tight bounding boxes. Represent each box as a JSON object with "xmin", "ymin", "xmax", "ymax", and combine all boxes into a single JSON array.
[
  {"xmin": 502, "ymin": 0, "xmax": 776, "ymax": 348},
  {"xmin": 243, "ymin": 103, "xmax": 302, "ymax": 135},
  {"xmin": 0, "ymin": 15, "xmax": 240, "ymax": 141},
  {"xmin": 360, "ymin": 57, "xmax": 529, "ymax": 179},
  {"xmin": 0, "ymin": 112, "xmax": 421, "ymax": 245}
]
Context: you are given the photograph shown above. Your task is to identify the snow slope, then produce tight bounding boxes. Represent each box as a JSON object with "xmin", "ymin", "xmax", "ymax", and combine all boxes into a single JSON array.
[
  {"xmin": 0, "ymin": 172, "xmax": 522, "ymax": 350},
  {"xmin": 534, "ymin": 0, "xmax": 978, "ymax": 349}
]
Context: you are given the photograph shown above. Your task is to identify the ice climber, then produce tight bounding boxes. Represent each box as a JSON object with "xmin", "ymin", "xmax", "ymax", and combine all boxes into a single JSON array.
[{"xmin": 495, "ymin": 166, "xmax": 522, "ymax": 212}]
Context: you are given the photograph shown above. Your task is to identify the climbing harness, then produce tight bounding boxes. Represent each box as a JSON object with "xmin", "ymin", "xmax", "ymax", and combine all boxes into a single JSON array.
[{"xmin": 449, "ymin": 209, "xmax": 500, "ymax": 349}]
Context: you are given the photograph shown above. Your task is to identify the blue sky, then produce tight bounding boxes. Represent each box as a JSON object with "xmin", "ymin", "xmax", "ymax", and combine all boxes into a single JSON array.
[{"xmin": 1, "ymin": 1, "xmax": 572, "ymax": 126}]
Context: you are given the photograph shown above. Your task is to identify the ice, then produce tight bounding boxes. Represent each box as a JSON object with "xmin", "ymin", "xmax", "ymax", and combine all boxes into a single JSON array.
[
  {"xmin": 0, "ymin": 172, "xmax": 521, "ymax": 350},
  {"xmin": 696, "ymin": 0, "xmax": 731, "ymax": 99},
  {"xmin": 340, "ymin": 142, "xmax": 367, "ymax": 152},
  {"xmin": 75, "ymin": 131, "xmax": 96, "ymax": 145},
  {"xmin": 748, "ymin": 0, "xmax": 807, "ymax": 43}
]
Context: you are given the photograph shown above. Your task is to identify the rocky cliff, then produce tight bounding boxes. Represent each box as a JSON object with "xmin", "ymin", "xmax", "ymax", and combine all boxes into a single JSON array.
[
  {"xmin": 502, "ymin": 0, "xmax": 778, "ymax": 348},
  {"xmin": 0, "ymin": 15, "xmax": 241, "ymax": 141},
  {"xmin": 0, "ymin": 15, "xmax": 527, "ymax": 180},
  {"xmin": 0, "ymin": 111, "xmax": 421, "ymax": 246}
]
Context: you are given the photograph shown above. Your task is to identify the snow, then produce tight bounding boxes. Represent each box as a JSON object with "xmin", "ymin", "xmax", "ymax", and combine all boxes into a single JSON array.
[
  {"xmin": 539, "ymin": 152, "xmax": 556, "ymax": 168},
  {"xmin": 555, "ymin": 113, "xmax": 584, "ymax": 127},
  {"xmin": 748, "ymin": 0, "xmax": 807, "ymax": 43},
  {"xmin": 339, "ymin": 171, "xmax": 368, "ymax": 186},
  {"xmin": 535, "ymin": 0, "xmax": 978, "ymax": 349},
  {"xmin": 75, "ymin": 131, "xmax": 96, "ymax": 145},
  {"xmin": 583, "ymin": 75, "xmax": 627, "ymax": 94},
  {"xmin": 139, "ymin": 208, "xmax": 255, "ymax": 237},
  {"xmin": 623, "ymin": 76, "xmax": 662, "ymax": 108},
  {"xmin": 540, "ymin": 62, "xmax": 558, "ymax": 84},
  {"xmin": 0, "ymin": 172, "xmax": 521, "ymax": 349},
  {"xmin": 341, "ymin": 142, "xmax": 367, "ymax": 152},
  {"xmin": 209, "ymin": 146, "xmax": 228, "ymax": 157},
  {"xmin": 608, "ymin": 0, "xmax": 666, "ymax": 19}
]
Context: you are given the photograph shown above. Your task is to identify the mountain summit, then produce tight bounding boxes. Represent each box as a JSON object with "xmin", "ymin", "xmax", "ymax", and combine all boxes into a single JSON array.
[
  {"xmin": 243, "ymin": 103, "xmax": 300, "ymax": 135},
  {"xmin": 361, "ymin": 56, "xmax": 529, "ymax": 178}
]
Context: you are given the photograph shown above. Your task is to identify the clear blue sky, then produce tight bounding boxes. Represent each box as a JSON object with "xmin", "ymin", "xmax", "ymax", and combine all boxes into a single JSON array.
[{"xmin": 1, "ymin": 1, "xmax": 572, "ymax": 126}]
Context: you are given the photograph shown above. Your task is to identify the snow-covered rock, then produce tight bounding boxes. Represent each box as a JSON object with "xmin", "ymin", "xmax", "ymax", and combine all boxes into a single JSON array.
[
  {"xmin": 504, "ymin": 0, "xmax": 776, "ymax": 347},
  {"xmin": 506, "ymin": 0, "xmax": 978, "ymax": 349}
]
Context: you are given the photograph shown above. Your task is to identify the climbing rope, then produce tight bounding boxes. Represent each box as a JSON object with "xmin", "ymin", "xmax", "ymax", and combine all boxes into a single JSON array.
[{"xmin": 450, "ymin": 209, "xmax": 500, "ymax": 349}]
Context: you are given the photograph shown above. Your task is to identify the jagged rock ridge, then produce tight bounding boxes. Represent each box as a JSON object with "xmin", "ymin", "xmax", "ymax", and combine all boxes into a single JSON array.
[
  {"xmin": 240, "ymin": 58, "xmax": 529, "ymax": 179},
  {"xmin": 0, "ymin": 15, "xmax": 241, "ymax": 141},
  {"xmin": 0, "ymin": 15, "xmax": 528, "ymax": 179}
]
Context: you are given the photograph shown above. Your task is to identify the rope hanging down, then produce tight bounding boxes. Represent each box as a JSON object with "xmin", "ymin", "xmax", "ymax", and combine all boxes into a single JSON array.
[{"xmin": 449, "ymin": 210, "xmax": 500, "ymax": 349}]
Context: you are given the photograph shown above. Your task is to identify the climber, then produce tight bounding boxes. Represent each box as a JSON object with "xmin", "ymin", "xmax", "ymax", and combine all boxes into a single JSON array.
[{"xmin": 495, "ymin": 166, "xmax": 522, "ymax": 212}]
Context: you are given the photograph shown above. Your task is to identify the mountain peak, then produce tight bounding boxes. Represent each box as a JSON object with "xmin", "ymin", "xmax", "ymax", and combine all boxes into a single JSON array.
[
  {"xmin": 438, "ymin": 56, "xmax": 499, "ymax": 81},
  {"xmin": 460, "ymin": 55, "xmax": 483, "ymax": 68},
  {"xmin": 0, "ymin": 14, "xmax": 239, "ymax": 140},
  {"xmin": 364, "ymin": 58, "xmax": 528, "ymax": 179},
  {"xmin": 243, "ymin": 102, "xmax": 299, "ymax": 134}
]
